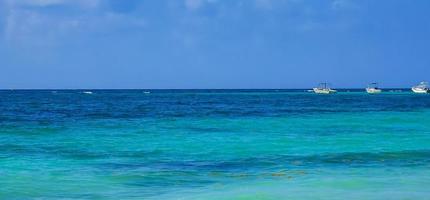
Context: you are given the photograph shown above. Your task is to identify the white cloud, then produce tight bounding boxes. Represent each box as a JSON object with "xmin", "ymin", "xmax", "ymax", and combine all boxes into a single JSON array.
[
  {"xmin": 184, "ymin": 0, "xmax": 218, "ymax": 11},
  {"xmin": 254, "ymin": 0, "xmax": 296, "ymax": 10},
  {"xmin": 23, "ymin": 0, "xmax": 65, "ymax": 6},
  {"xmin": 2, "ymin": 0, "xmax": 105, "ymax": 43},
  {"xmin": 255, "ymin": 0, "xmax": 273, "ymax": 10},
  {"xmin": 3, "ymin": 10, "xmax": 147, "ymax": 43},
  {"xmin": 4, "ymin": 9, "xmax": 57, "ymax": 45},
  {"xmin": 331, "ymin": 0, "xmax": 357, "ymax": 10},
  {"xmin": 6, "ymin": 0, "xmax": 100, "ymax": 9},
  {"xmin": 185, "ymin": 0, "xmax": 203, "ymax": 11}
]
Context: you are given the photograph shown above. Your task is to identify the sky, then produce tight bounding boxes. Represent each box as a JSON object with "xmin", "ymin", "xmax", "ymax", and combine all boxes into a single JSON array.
[{"xmin": 1, "ymin": 0, "xmax": 429, "ymax": 89}]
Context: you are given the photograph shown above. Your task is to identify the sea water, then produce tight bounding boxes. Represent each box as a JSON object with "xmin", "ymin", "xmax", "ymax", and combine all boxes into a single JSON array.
[{"xmin": 1, "ymin": 90, "xmax": 429, "ymax": 199}]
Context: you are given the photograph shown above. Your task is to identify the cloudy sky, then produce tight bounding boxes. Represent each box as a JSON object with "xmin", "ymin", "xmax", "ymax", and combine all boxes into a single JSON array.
[{"xmin": 1, "ymin": 0, "xmax": 429, "ymax": 89}]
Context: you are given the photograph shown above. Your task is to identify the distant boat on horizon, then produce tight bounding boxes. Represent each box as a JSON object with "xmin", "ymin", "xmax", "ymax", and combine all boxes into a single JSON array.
[
  {"xmin": 366, "ymin": 83, "xmax": 382, "ymax": 94},
  {"xmin": 412, "ymin": 82, "xmax": 429, "ymax": 94},
  {"xmin": 83, "ymin": 91, "xmax": 93, "ymax": 95},
  {"xmin": 313, "ymin": 83, "xmax": 337, "ymax": 94}
]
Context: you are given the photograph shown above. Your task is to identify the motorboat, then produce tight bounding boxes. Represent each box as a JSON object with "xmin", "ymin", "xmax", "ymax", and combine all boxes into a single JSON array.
[
  {"xmin": 313, "ymin": 83, "xmax": 337, "ymax": 94},
  {"xmin": 412, "ymin": 82, "xmax": 429, "ymax": 94},
  {"xmin": 366, "ymin": 83, "xmax": 382, "ymax": 94}
]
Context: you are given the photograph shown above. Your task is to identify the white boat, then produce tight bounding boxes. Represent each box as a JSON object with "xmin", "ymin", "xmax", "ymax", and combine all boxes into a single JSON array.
[
  {"xmin": 313, "ymin": 83, "xmax": 337, "ymax": 94},
  {"xmin": 412, "ymin": 82, "xmax": 429, "ymax": 94},
  {"xmin": 83, "ymin": 91, "xmax": 93, "ymax": 95},
  {"xmin": 366, "ymin": 83, "xmax": 382, "ymax": 94}
]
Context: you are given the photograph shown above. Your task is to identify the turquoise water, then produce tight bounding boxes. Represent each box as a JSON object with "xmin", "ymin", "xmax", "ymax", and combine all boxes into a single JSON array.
[{"xmin": 1, "ymin": 90, "xmax": 430, "ymax": 199}]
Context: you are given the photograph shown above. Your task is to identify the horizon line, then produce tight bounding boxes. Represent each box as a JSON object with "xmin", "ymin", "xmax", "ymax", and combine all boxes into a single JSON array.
[{"xmin": 0, "ymin": 87, "xmax": 413, "ymax": 90}]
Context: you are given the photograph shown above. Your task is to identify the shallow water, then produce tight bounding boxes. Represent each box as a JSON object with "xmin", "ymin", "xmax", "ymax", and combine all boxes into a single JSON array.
[{"xmin": 1, "ymin": 90, "xmax": 430, "ymax": 199}]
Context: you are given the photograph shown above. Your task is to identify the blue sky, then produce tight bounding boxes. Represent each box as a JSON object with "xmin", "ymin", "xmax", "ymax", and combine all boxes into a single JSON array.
[{"xmin": 1, "ymin": 0, "xmax": 429, "ymax": 89}]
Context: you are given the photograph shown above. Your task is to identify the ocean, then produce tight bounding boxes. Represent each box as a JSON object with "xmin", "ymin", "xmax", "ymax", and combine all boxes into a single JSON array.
[{"xmin": 1, "ymin": 89, "xmax": 429, "ymax": 199}]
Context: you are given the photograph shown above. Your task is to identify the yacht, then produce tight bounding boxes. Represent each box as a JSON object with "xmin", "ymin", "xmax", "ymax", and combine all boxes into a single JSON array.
[
  {"xmin": 366, "ymin": 83, "xmax": 382, "ymax": 94},
  {"xmin": 313, "ymin": 83, "xmax": 337, "ymax": 94},
  {"xmin": 412, "ymin": 82, "xmax": 429, "ymax": 94}
]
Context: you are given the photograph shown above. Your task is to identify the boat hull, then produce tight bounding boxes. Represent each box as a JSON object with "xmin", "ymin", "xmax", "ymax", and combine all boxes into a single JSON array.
[
  {"xmin": 366, "ymin": 88, "xmax": 382, "ymax": 94},
  {"xmin": 412, "ymin": 87, "xmax": 429, "ymax": 94},
  {"xmin": 313, "ymin": 88, "xmax": 337, "ymax": 94}
]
